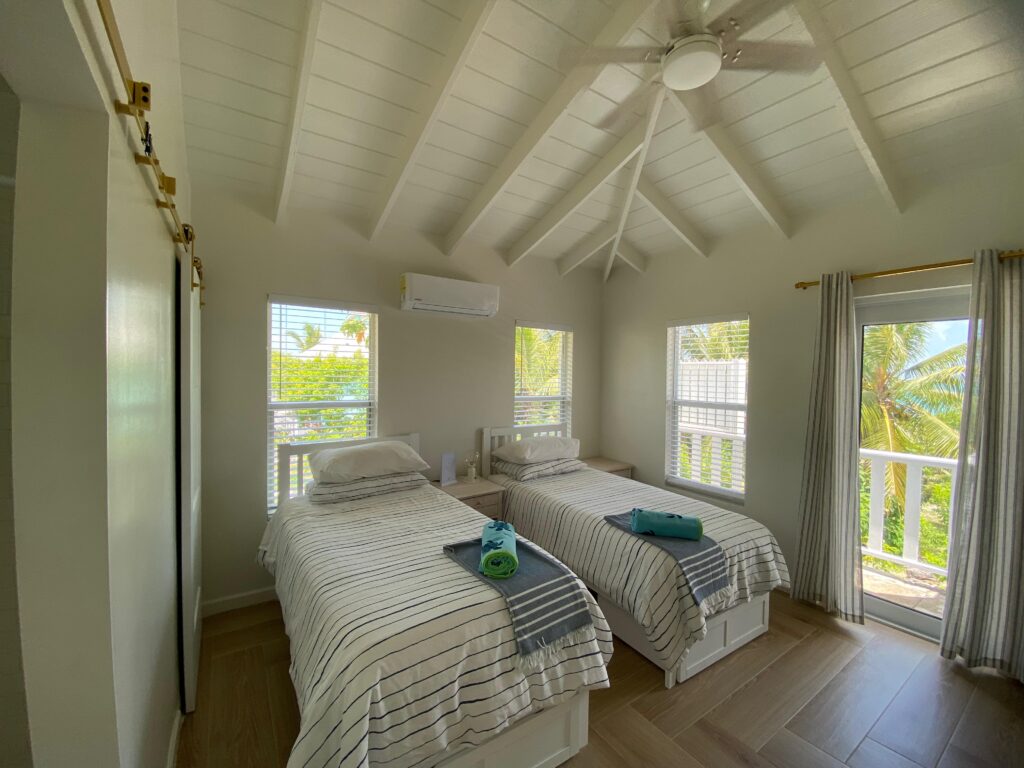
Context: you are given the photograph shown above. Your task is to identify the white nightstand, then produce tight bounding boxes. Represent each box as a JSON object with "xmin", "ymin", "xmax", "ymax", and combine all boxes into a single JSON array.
[
  {"xmin": 582, "ymin": 456, "xmax": 634, "ymax": 479},
  {"xmin": 432, "ymin": 477, "xmax": 505, "ymax": 520}
]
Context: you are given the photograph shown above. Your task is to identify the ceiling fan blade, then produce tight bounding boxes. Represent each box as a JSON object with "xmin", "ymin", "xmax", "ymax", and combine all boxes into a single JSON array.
[
  {"xmin": 598, "ymin": 77, "xmax": 661, "ymax": 131},
  {"xmin": 673, "ymin": 83, "xmax": 720, "ymax": 131},
  {"xmin": 723, "ymin": 42, "xmax": 820, "ymax": 72},
  {"xmin": 706, "ymin": 0, "xmax": 792, "ymax": 38},
  {"xmin": 559, "ymin": 45, "xmax": 666, "ymax": 70}
]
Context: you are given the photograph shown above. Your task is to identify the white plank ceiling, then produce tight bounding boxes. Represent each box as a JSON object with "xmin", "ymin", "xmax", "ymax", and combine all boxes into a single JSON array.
[{"xmin": 178, "ymin": 0, "xmax": 1024, "ymax": 273}]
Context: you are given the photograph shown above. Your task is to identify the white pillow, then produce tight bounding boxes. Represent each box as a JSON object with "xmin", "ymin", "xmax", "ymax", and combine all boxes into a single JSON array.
[
  {"xmin": 309, "ymin": 440, "xmax": 429, "ymax": 483},
  {"xmin": 492, "ymin": 458, "xmax": 586, "ymax": 481},
  {"xmin": 492, "ymin": 436, "xmax": 579, "ymax": 465},
  {"xmin": 307, "ymin": 472, "xmax": 429, "ymax": 504}
]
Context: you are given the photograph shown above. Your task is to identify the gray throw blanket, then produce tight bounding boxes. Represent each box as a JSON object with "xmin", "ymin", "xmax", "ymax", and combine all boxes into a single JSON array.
[
  {"xmin": 604, "ymin": 512, "xmax": 733, "ymax": 609},
  {"xmin": 444, "ymin": 537, "xmax": 594, "ymax": 672}
]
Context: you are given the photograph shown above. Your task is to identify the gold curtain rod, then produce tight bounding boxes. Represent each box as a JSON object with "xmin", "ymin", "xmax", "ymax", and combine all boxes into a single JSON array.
[{"xmin": 794, "ymin": 250, "xmax": 1024, "ymax": 290}]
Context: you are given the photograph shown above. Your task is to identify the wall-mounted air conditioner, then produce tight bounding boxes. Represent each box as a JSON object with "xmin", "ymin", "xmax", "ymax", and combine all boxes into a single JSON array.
[{"xmin": 400, "ymin": 273, "xmax": 499, "ymax": 317}]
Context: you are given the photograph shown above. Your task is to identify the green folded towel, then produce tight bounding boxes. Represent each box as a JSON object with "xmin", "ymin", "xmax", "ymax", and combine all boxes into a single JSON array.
[
  {"xmin": 479, "ymin": 520, "xmax": 519, "ymax": 579},
  {"xmin": 630, "ymin": 507, "xmax": 703, "ymax": 540}
]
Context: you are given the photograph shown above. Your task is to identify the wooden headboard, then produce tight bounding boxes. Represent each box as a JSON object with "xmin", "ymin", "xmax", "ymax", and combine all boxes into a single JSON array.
[
  {"xmin": 480, "ymin": 423, "xmax": 568, "ymax": 478},
  {"xmin": 276, "ymin": 433, "xmax": 421, "ymax": 507}
]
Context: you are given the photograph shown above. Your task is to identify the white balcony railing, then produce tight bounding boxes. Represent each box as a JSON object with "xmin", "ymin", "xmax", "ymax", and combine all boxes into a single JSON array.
[{"xmin": 860, "ymin": 448, "xmax": 958, "ymax": 576}]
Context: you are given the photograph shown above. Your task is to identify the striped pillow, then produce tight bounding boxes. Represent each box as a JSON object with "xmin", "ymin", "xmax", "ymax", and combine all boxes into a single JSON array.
[
  {"xmin": 492, "ymin": 458, "xmax": 586, "ymax": 482},
  {"xmin": 307, "ymin": 472, "xmax": 428, "ymax": 504}
]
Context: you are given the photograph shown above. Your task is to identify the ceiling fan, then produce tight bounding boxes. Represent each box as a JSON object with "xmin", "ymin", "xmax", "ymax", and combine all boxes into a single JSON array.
[{"xmin": 562, "ymin": 0, "xmax": 820, "ymax": 130}]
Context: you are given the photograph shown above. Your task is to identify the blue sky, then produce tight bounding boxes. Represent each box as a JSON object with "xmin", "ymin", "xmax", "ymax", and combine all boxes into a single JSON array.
[{"xmin": 923, "ymin": 319, "xmax": 969, "ymax": 358}]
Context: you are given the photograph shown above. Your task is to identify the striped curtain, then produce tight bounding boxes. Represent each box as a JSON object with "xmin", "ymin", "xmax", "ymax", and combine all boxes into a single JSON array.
[
  {"xmin": 792, "ymin": 271, "xmax": 863, "ymax": 623},
  {"xmin": 941, "ymin": 250, "xmax": 1024, "ymax": 681}
]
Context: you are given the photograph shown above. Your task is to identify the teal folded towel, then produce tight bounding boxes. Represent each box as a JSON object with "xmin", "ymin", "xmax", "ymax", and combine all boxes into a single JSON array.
[
  {"xmin": 630, "ymin": 508, "xmax": 703, "ymax": 540},
  {"xmin": 479, "ymin": 520, "xmax": 518, "ymax": 579}
]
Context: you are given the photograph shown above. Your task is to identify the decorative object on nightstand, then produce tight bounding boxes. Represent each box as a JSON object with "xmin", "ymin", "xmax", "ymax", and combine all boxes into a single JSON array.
[
  {"xmin": 465, "ymin": 451, "xmax": 479, "ymax": 482},
  {"xmin": 440, "ymin": 452, "xmax": 457, "ymax": 487},
  {"xmin": 582, "ymin": 456, "xmax": 634, "ymax": 479},
  {"xmin": 432, "ymin": 476, "xmax": 504, "ymax": 520}
]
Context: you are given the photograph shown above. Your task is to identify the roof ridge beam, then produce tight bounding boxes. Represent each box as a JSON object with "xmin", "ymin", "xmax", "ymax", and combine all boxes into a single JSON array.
[
  {"xmin": 273, "ymin": 0, "xmax": 322, "ymax": 223},
  {"xmin": 667, "ymin": 90, "xmax": 792, "ymax": 238},
  {"xmin": 443, "ymin": 0, "xmax": 659, "ymax": 255},
  {"xmin": 366, "ymin": 0, "xmax": 498, "ymax": 239},
  {"xmin": 794, "ymin": 0, "xmax": 904, "ymax": 212},
  {"xmin": 507, "ymin": 119, "xmax": 647, "ymax": 267}
]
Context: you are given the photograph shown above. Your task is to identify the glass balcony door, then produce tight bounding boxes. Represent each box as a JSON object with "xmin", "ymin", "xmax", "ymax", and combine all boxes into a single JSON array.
[{"xmin": 855, "ymin": 286, "xmax": 969, "ymax": 639}]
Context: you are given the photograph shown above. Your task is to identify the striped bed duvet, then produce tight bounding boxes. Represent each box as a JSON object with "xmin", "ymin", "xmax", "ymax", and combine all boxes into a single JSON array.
[
  {"xmin": 258, "ymin": 484, "xmax": 612, "ymax": 768},
  {"xmin": 494, "ymin": 469, "xmax": 789, "ymax": 677}
]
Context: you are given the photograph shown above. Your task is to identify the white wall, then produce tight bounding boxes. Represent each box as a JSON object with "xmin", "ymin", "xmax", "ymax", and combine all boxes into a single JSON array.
[
  {"xmin": 194, "ymin": 191, "xmax": 604, "ymax": 608},
  {"xmin": 2, "ymin": 0, "xmax": 190, "ymax": 765},
  {"xmin": 599, "ymin": 161, "xmax": 1024, "ymax": 574},
  {"xmin": 0, "ymin": 77, "xmax": 31, "ymax": 768}
]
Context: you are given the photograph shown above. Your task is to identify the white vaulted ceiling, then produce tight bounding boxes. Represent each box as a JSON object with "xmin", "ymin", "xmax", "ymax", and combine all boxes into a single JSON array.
[{"xmin": 177, "ymin": 0, "xmax": 1024, "ymax": 274}]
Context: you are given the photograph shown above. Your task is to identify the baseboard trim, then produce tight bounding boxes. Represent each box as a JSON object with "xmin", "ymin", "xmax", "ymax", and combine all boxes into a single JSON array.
[
  {"xmin": 167, "ymin": 709, "xmax": 183, "ymax": 768},
  {"xmin": 202, "ymin": 586, "xmax": 277, "ymax": 617}
]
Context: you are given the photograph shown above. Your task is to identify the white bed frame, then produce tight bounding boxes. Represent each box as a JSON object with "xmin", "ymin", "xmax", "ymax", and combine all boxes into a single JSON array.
[
  {"xmin": 276, "ymin": 434, "xmax": 590, "ymax": 767},
  {"xmin": 481, "ymin": 423, "xmax": 770, "ymax": 688}
]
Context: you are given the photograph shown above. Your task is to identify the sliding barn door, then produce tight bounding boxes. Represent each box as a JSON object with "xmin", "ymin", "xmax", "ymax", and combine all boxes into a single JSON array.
[{"xmin": 178, "ymin": 253, "xmax": 203, "ymax": 712}]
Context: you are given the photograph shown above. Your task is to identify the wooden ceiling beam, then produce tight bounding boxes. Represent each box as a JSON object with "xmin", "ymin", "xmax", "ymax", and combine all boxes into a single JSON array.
[
  {"xmin": 635, "ymin": 175, "xmax": 709, "ymax": 257},
  {"xmin": 443, "ymin": 0, "xmax": 658, "ymax": 256},
  {"xmin": 507, "ymin": 119, "xmax": 647, "ymax": 267},
  {"xmin": 366, "ymin": 0, "xmax": 498, "ymax": 240},
  {"xmin": 794, "ymin": 0, "xmax": 904, "ymax": 213},
  {"xmin": 604, "ymin": 88, "xmax": 664, "ymax": 281},
  {"xmin": 557, "ymin": 222, "xmax": 617, "ymax": 276},
  {"xmin": 667, "ymin": 90, "xmax": 792, "ymax": 238},
  {"xmin": 273, "ymin": 0, "xmax": 322, "ymax": 223}
]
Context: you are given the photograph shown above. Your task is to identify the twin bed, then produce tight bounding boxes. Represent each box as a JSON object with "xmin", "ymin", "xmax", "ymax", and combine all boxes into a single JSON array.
[{"xmin": 259, "ymin": 429, "xmax": 789, "ymax": 767}]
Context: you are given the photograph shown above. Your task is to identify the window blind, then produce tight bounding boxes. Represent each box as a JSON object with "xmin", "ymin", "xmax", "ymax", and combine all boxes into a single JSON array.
[
  {"xmin": 666, "ymin": 317, "xmax": 749, "ymax": 497},
  {"xmin": 514, "ymin": 323, "xmax": 572, "ymax": 432},
  {"xmin": 267, "ymin": 299, "xmax": 377, "ymax": 507}
]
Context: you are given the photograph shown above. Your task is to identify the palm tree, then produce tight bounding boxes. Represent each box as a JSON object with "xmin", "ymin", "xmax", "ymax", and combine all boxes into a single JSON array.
[
  {"xmin": 860, "ymin": 323, "xmax": 966, "ymax": 497},
  {"xmin": 859, "ymin": 322, "xmax": 966, "ymax": 560},
  {"xmin": 287, "ymin": 322, "xmax": 321, "ymax": 352}
]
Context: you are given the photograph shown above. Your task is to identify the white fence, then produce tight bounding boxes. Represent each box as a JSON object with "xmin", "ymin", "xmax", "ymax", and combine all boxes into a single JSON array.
[{"xmin": 860, "ymin": 448, "xmax": 957, "ymax": 576}]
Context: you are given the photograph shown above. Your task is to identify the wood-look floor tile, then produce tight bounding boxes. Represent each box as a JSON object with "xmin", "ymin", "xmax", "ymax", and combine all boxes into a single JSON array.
[
  {"xmin": 786, "ymin": 631, "xmax": 932, "ymax": 761},
  {"xmin": 563, "ymin": 731, "xmax": 624, "ymax": 767},
  {"xmin": 207, "ymin": 646, "xmax": 277, "ymax": 767},
  {"xmin": 677, "ymin": 719, "xmax": 777, "ymax": 768},
  {"xmin": 701, "ymin": 628, "xmax": 861, "ymax": 750},
  {"xmin": 848, "ymin": 737, "xmax": 925, "ymax": 768},
  {"xmin": 597, "ymin": 706, "xmax": 702, "ymax": 768},
  {"xmin": 868, "ymin": 655, "xmax": 975, "ymax": 768},
  {"xmin": 759, "ymin": 728, "xmax": 846, "ymax": 768},
  {"xmin": 203, "ymin": 600, "xmax": 281, "ymax": 637},
  {"xmin": 588, "ymin": 642, "xmax": 662, "ymax": 724},
  {"xmin": 940, "ymin": 672, "xmax": 1024, "ymax": 767},
  {"xmin": 632, "ymin": 625, "xmax": 802, "ymax": 739},
  {"xmin": 207, "ymin": 619, "xmax": 288, "ymax": 658},
  {"xmin": 267, "ymin": 656, "xmax": 299, "ymax": 767},
  {"xmin": 769, "ymin": 592, "xmax": 877, "ymax": 646}
]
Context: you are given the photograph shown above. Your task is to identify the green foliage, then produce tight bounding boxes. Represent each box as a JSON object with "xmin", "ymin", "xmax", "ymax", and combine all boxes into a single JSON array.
[
  {"xmin": 340, "ymin": 316, "xmax": 368, "ymax": 344},
  {"xmin": 859, "ymin": 322, "xmax": 966, "ymax": 572},
  {"xmin": 515, "ymin": 326, "xmax": 570, "ymax": 426},
  {"xmin": 270, "ymin": 351, "xmax": 369, "ymax": 402},
  {"xmin": 678, "ymin": 320, "xmax": 748, "ymax": 361}
]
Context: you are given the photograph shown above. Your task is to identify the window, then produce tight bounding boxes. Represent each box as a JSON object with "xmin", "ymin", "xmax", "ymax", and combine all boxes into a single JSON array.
[
  {"xmin": 267, "ymin": 298, "xmax": 377, "ymax": 507},
  {"xmin": 514, "ymin": 323, "xmax": 572, "ymax": 431},
  {"xmin": 666, "ymin": 317, "xmax": 749, "ymax": 498}
]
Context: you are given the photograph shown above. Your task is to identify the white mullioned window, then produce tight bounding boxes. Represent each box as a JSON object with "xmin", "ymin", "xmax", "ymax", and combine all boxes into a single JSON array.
[
  {"xmin": 267, "ymin": 297, "xmax": 378, "ymax": 508},
  {"xmin": 514, "ymin": 323, "xmax": 573, "ymax": 432},
  {"xmin": 666, "ymin": 316, "xmax": 749, "ymax": 498}
]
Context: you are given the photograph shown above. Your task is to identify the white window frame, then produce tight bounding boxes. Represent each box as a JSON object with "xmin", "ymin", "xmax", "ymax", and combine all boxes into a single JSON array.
[
  {"xmin": 514, "ymin": 321, "xmax": 573, "ymax": 434},
  {"xmin": 665, "ymin": 313, "xmax": 750, "ymax": 502},
  {"xmin": 267, "ymin": 295, "xmax": 379, "ymax": 509}
]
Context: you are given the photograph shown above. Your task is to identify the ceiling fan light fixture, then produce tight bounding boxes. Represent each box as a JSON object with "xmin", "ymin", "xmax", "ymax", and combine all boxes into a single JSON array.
[{"xmin": 661, "ymin": 33, "xmax": 722, "ymax": 90}]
